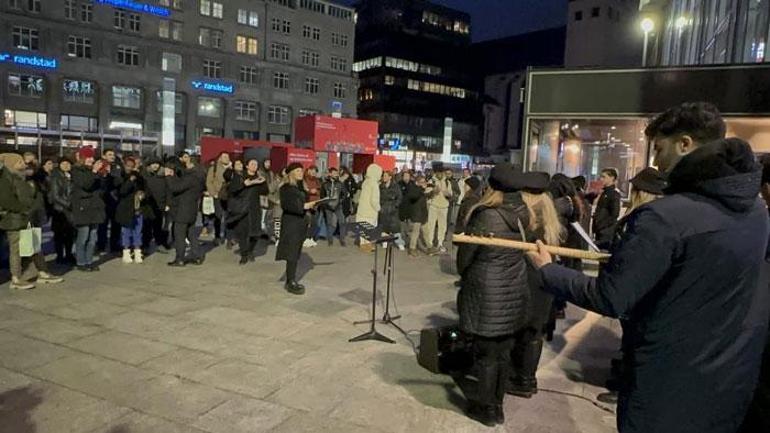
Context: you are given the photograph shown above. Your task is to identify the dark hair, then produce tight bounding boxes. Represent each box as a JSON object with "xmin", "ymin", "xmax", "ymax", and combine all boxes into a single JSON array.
[
  {"xmin": 58, "ymin": 156, "xmax": 73, "ymax": 165},
  {"xmin": 177, "ymin": 151, "xmax": 190, "ymax": 158},
  {"xmin": 102, "ymin": 148, "xmax": 114, "ymax": 155},
  {"xmin": 328, "ymin": 167, "xmax": 338, "ymax": 173},
  {"xmin": 645, "ymin": 102, "xmax": 726, "ymax": 144},
  {"xmin": 601, "ymin": 168, "xmax": 618, "ymax": 180},
  {"xmin": 550, "ymin": 173, "xmax": 584, "ymax": 223},
  {"xmin": 760, "ymin": 154, "xmax": 770, "ymax": 185}
]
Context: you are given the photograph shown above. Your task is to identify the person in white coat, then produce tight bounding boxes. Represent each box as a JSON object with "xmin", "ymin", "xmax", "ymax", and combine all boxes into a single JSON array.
[{"xmin": 355, "ymin": 164, "xmax": 383, "ymax": 252}]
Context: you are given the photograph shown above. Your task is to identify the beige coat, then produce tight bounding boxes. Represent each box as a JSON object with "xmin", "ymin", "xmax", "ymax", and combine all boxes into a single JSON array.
[
  {"xmin": 355, "ymin": 164, "xmax": 383, "ymax": 224},
  {"xmin": 206, "ymin": 162, "xmax": 227, "ymax": 197}
]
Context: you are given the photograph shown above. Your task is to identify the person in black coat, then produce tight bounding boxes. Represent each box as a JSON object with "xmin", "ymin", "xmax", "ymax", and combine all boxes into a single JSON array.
[
  {"xmin": 403, "ymin": 175, "xmax": 430, "ymax": 257},
  {"xmin": 141, "ymin": 158, "xmax": 169, "ymax": 252},
  {"xmin": 166, "ymin": 159, "xmax": 205, "ymax": 267},
  {"xmin": 454, "ymin": 176, "xmax": 481, "ymax": 235},
  {"xmin": 114, "ymin": 157, "xmax": 146, "ymax": 264},
  {"xmin": 227, "ymin": 159, "xmax": 268, "ymax": 265},
  {"xmin": 339, "ymin": 166, "xmax": 358, "ymax": 218},
  {"xmin": 276, "ymin": 163, "xmax": 322, "ymax": 295},
  {"xmin": 320, "ymin": 167, "xmax": 347, "ymax": 246},
  {"xmin": 455, "ymin": 163, "xmax": 531, "ymax": 427},
  {"xmin": 71, "ymin": 147, "xmax": 108, "ymax": 271},
  {"xmin": 592, "ymin": 168, "xmax": 621, "ymax": 250},
  {"xmin": 49, "ymin": 157, "xmax": 76, "ymax": 264},
  {"xmin": 379, "ymin": 171, "xmax": 402, "ymax": 245},
  {"xmin": 528, "ymin": 138, "xmax": 770, "ymax": 433}
]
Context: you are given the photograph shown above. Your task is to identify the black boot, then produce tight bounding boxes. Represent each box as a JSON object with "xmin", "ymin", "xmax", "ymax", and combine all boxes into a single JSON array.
[
  {"xmin": 239, "ymin": 255, "xmax": 249, "ymax": 265},
  {"xmin": 494, "ymin": 405, "xmax": 504, "ymax": 425},
  {"xmin": 509, "ymin": 339, "xmax": 543, "ymax": 398},
  {"xmin": 465, "ymin": 401, "xmax": 497, "ymax": 427},
  {"xmin": 285, "ymin": 281, "xmax": 305, "ymax": 295}
]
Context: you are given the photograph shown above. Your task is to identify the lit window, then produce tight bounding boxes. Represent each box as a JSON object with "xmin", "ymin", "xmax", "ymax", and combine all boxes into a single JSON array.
[
  {"xmin": 238, "ymin": 9, "xmax": 259, "ymax": 27},
  {"xmin": 63, "ymin": 79, "xmax": 96, "ymax": 103},
  {"xmin": 112, "ymin": 86, "xmax": 142, "ymax": 109},
  {"xmin": 162, "ymin": 52, "xmax": 182, "ymax": 73},
  {"xmin": 155, "ymin": 92, "xmax": 184, "ymax": 114},
  {"xmin": 197, "ymin": 97, "xmax": 222, "ymax": 117},
  {"xmin": 8, "ymin": 73, "xmax": 44, "ymax": 97},
  {"xmin": 385, "ymin": 75, "xmax": 395, "ymax": 85},
  {"xmin": 61, "ymin": 115, "xmax": 98, "ymax": 132}
]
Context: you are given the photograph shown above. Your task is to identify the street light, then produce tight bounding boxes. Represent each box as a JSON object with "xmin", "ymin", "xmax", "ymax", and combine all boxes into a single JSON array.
[{"xmin": 641, "ymin": 17, "xmax": 655, "ymax": 67}]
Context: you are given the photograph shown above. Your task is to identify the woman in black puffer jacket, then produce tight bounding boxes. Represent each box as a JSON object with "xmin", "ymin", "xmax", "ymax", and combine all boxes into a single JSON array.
[{"xmin": 456, "ymin": 163, "xmax": 531, "ymax": 427}]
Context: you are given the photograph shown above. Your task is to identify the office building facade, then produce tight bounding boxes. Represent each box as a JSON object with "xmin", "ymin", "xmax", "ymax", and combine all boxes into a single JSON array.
[
  {"xmin": 353, "ymin": 0, "xmax": 481, "ymax": 169},
  {"xmin": 565, "ymin": 0, "xmax": 642, "ymax": 67},
  {"xmin": 0, "ymin": 0, "xmax": 356, "ymax": 154}
]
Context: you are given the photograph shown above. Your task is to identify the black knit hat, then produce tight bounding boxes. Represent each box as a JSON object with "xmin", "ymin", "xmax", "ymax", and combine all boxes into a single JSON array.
[
  {"xmin": 488, "ymin": 163, "xmax": 522, "ymax": 193},
  {"xmin": 630, "ymin": 167, "xmax": 668, "ymax": 195},
  {"xmin": 286, "ymin": 162, "xmax": 304, "ymax": 174},
  {"xmin": 521, "ymin": 172, "xmax": 550, "ymax": 193},
  {"xmin": 464, "ymin": 176, "xmax": 481, "ymax": 192}
]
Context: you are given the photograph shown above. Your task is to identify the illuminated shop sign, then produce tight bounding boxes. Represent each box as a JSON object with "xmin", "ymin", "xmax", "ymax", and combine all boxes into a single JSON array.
[
  {"xmin": 191, "ymin": 80, "xmax": 235, "ymax": 94},
  {"xmin": 95, "ymin": 0, "xmax": 171, "ymax": 17},
  {"xmin": 0, "ymin": 53, "xmax": 58, "ymax": 69}
]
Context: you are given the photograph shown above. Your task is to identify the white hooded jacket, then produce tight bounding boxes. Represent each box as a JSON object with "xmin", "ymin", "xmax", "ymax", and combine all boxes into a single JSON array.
[{"xmin": 355, "ymin": 164, "xmax": 383, "ymax": 224}]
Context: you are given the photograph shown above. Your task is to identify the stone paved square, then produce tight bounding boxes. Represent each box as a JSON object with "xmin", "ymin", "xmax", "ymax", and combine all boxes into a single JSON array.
[{"xmin": 0, "ymin": 243, "xmax": 619, "ymax": 432}]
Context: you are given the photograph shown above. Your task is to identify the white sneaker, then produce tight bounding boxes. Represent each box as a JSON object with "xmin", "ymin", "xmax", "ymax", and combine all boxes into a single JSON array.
[
  {"xmin": 133, "ymin": 248, "xmax": 143, "ymax": 264},
  {"xmin": 37, "ymin": 272, "xmax": 63, "ymax": 284},
  {"xmin": 10, "ymin": 277, "xmax": 35, "ymax": 290},
  {"xmin": 303, "ymin": 239, "xmax": 313, "ymax": 248},
  {"xmin": 397, "ymin": 244, "xmax": 406, "ymax": 251},
  {"xmin": 122, "ymin": 249, "xmax": 133, "ymax": 264}
]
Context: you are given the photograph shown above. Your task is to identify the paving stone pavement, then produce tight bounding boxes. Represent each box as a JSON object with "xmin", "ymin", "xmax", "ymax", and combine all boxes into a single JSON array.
[{"xmin": 0, "ymin": 242, "xmax": 620, "ymax": 433}]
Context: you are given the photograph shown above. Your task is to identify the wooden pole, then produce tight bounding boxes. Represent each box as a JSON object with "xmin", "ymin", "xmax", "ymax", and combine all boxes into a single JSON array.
[{"xmin": 452, "ymin": 234, "xmax": 611, "ymax": 262}]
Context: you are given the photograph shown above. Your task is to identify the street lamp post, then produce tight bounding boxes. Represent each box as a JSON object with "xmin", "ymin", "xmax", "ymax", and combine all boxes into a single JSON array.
[{"xmin": 641, "ymin": 17, "xmax": 655, "ymax": 67}]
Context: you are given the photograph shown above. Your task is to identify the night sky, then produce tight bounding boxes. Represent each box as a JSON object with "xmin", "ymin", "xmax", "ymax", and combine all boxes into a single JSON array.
[{"xmin": 337, "ymin": 0, "xmax": 569, "ymax": 42}]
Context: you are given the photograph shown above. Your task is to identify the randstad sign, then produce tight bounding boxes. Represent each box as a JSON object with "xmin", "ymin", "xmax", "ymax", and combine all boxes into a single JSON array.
[
  {"xmin": 0, "ymin": 53, "xmax": 57, "ymax": 69},
  {"xmin": 191, "ymin": 80, "xmax": 235, "ymax": 94},
  {"xmin": 95, "ymin": 0, "xmax": 171, "ymax": 17}
]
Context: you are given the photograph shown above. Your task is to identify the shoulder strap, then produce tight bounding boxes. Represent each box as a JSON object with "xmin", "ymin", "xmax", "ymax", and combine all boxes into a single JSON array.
[{"xmin": 493, "ymin": 207, "xmax": 527, "ymax": 242}]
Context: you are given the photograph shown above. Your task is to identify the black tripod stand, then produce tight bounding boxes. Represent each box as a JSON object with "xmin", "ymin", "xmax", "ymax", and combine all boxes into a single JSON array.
[
  {"xmin": 380, "ymin": 240, "xmax": 405, "ymax": 335},
  {"xmin": 350, "ymin": 235, "xmax": 398, "ymax": 344}
]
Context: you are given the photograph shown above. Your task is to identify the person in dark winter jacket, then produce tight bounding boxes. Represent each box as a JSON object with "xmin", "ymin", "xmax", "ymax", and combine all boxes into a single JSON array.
[
  {"xmin": 141, "ymin": 158, "xmax": 169, "ymax": 252},
  {"xmin": 0, "ymin": 153, "xmax": 63, "ymax": 290},
  {"xmin": 227, "ymin": 159, "xmax": 268, "ymax": 265},
  {"xmin": 71, "ymin": 147, "xmax": 108, "ymax": 272},
  {"xmin": 96, "ymin": 148, "xmax": 123, "ymax": 254},
  {"xmin": 340, "ymin": 166, "xmax": 358, "ymax": 218},
  {"xmin": 528, "ymin": 137, "xmax": 769, "ymax": 433},
  {"xmin": 592, "ymin": 168, "xmax": 621, "ymax": 250},
  {"xmin": 166, "ymin": 159, "xmax": 206, "ymax": 267},
  {"xmin": 379, "ymin": 171, "xmax": 403, "ymax": 249},
  {"xmin": 454, "ymin": 176, "xmax": 481, "ymax": 235},
  {"xmin": 49, "ymin": 157, "xmax": 76, "ymax": 264},
  {"xmin": 276, "ymin": 163, "xmax": 322, "ymax": 295},
  {"xmin": 505, "ymin": 172, "xmax": 566, "ymax": 399},
  {"xmin": 320, "ymin": 167, "xmax": 347, "ymax": 246},
  {"xmin": 403, "ymin": 175, "xmax": 430, "ymax": 257},
  {"xmin": 115, "ymin": 157, "xmax": 146, "ymax": 264},
  {"xmin": 455, "ymin": 162, "xmax": 532, "ymax": 427}
]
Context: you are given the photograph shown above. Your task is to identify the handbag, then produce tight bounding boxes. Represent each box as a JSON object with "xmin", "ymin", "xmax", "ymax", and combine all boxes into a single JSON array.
[
  {"xmin": 19, "ymin": 224, "xmax": 42, "ymax": 257},
  {"xmin": 202, "ymin": 196, "xmax": 216, "ymax": 215}
]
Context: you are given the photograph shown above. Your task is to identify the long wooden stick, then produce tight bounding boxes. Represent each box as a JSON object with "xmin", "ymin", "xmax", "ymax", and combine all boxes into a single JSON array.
[{"xmin": 452, "ymin": 234, "xmax": 611, "ymax": 262}]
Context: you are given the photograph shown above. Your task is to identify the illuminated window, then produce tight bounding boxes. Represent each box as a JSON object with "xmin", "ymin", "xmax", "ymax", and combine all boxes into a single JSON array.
[
  {"xmin": 385, "ymin": 75, "xmax": 395, "ymax": 85},
  {"xmin": 162, "ymin": 52, "xmax": 182, "ymax": 73},
  {"xmin": 112, "ymin": 86, "xmax": 142, "ymax": 109},
  {"xmin": 155, "ymin": 92, "xmax": 184, "ymax": 114},
  {"xmin": 8, "ymin": 73, "xmax": 43, "ymax": 97},
  {"xmin": 237, "ymin": 36, "xmax": 258, "ymax": 55},
  {"xmin": 238, "ymin": 9, "xmax": 259, "ymax": 27},
  {"xmin": 200, "ymin": 0, "xmax": 223, "ymax": 18},
  {"xmin": 63, "ymin": 79, "xmax": 96, "ymax": 103},
  {"xmin": 197, "ymin": 97, "xmax": 222, "ymax": 117},
  {"xmin": 61, "ymin": 115, "xmax": 98, "ymax": 132}
]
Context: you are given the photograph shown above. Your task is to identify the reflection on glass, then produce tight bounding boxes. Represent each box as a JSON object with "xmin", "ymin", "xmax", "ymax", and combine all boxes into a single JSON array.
[{"xmin": 527, "ymin": 119, "xmax": 649, "ymax": 197}]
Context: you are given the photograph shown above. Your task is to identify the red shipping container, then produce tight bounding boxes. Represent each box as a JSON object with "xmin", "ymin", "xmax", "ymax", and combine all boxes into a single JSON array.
[
  {"xmin": 200, "ymin": 137, "xmax": 291, "ymax": 165},
  {"xmin": 295, "ymin": 115, "xmax": 378, "ymax": 155},
  {"xmin": 270, "ymin": 147, "xmax": 316, "ymax": 172},
  {"xmin": 352, "ymin": 154, "xmax": 396, "ymax": 174}
]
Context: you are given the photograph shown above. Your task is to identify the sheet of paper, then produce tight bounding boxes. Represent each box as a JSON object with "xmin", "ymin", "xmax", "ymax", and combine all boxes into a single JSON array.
[{"xmin": 570, "ymin": 222, "xmax": 601, "ymax": 252}]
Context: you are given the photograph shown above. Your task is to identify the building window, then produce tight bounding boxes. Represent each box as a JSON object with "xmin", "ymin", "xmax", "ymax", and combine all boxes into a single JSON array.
[
  {"xmin": 328, "ymin": 4, "xmax": 353, "ymax": 21},
  {"xmin": 299, "ymin": 0, "xmax": 324, "ymax": 13},
  {"xmin": 81, "ymin": 4, "xmax": 92, "ymax": 22},
  {"xmin": 128, "ymin": 13, "xmax": 141, "ymax": 32},
  {"xmin": 12, "ymin": 26, "xmax": 38, "ymax": 50},
  {"xmin": 331, "ymin": 56, "xmax": 347, "ymax": 72},
  {"xmin": 236, "ymin": 36, "xmax": 258, "ymax": 55},
  {"xmin": 162, "ymin": 52, "xmax": 182, "ymax": 73},
  {"xmin": 591, "ymin": 7, "xmax": 600, "ymax": 18},
  {"xmin": 114, "ymin": 10, "xmax": 126, "ymax": 29},
  {"xmin": 270, "ymin": 43, "xmax": 290, "ymax": 61},
  {"xmin": 235, "ymin": 101, "xmax": 257, "ymax": 121},
  {"xmin": 233, "ymin": 130, "xmax": 258, "ymax": 140},
  {"xmin": 304, "ymin": 77, "xmax": 319, "ymax": 94},
  {"xmin": 8, "ymin": 73, "xmax": 44, "ymax": 98},
  {"xmin": 575, "ymin": 11, "xmax": 583, "ymax": 21},
  {"xmin": 63, "ymin": 79, "xmax": 96, "ymax": 103},
  {"xmin": 112, "ymin": 86, "xmax": 142, "ymax": 109},
  {"xmin": 160, "ymin": 0, "xmax": 184, "ymax": 9},
  {"xmin": 8, "ymin": 0, "xmax": 20, "ymax": 9},
  {"xmin": 302, "ymin": 25, "xmax": 321, "ymax": 40},
  {"xmin": 302, "ymin": 50, "xmax": 320, "ymax": 67},
  {"xmin": 200, "ymin": 0, "xmax": 223, "ymax": 18},
  {"xmin": 359, "ymin": 88, "xmax": 374, "ymax": 101},
  {"xmin": 155, "ymin": 91, "xmax": 184, "ymax": 114},
  {"xmin": 331, "ymin": 32, "xmax": 348, "ymax": 47},
  {"xmin": 333, "ymin": 82, "xmax": 347, "ymax": 99},
  {"xmin": 67, "ymin": 36, "xmax": 91, "ymax": 59},
  {"xmin": 299, "ymin": 109, "xmax": 319, "ymax": 117},
  {"xmin": 267, "ymin": 105, "xmax": 290, "ymax": 125},
  {"xmin": 3, "ymin": 110, "xmax": 47, "ymax": 128},
  {"xmin": 203, "ymin": 59, "xmax": 222, "ymax": 78},
  {"xmin": 64, "ymin": 0, "xmax": 76, "ymax": 19},
  {"xmin": 27, "ymin": 0, "xmax": 40, "ymax": 13},
  {"xmin": 240, "ymin": 66, "xmax": 258, "ymax": 84},
  {"xmin": 273, "ymin": 72, "xmax": 290, "ymax": 89},
  {"xmin": 199, "ymin": 28, "xmax": 223, "ymax": 48},
  {"xmin": 117, "ymin": 45, "xmax": 140, "ymax": 66},
  {"xmin": 61, "ymin": 115, "xmax": 98, "ymax": 132},
  {"xmin": 238, "ymin": 9, "xmax": 259, "ymax": 27},
  {"xmin": 353, "ymin": 57, "xmax": 383, "ymax": 72},
  {"xmin": 197, "ymin": 97, "xmax": 222, "ymax": 117}
]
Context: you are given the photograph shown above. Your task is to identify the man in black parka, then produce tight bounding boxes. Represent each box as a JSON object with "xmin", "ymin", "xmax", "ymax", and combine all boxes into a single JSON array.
[
  {"xmin": 166, "ymin": 159, "xmax": 205, "ymax": 267},
  {"xmin": 528, "ymin": 103, "xmax": 770, "ymax": 433}
]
